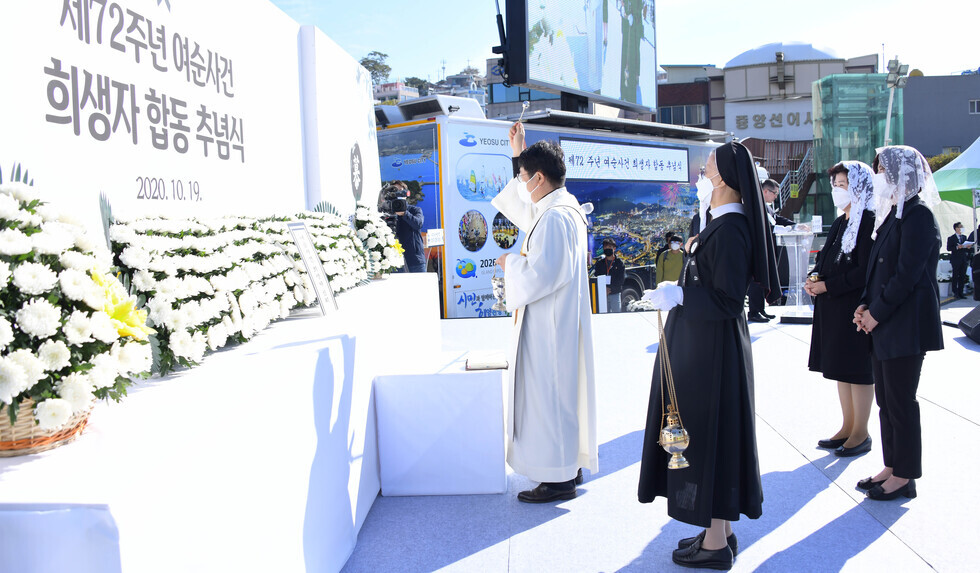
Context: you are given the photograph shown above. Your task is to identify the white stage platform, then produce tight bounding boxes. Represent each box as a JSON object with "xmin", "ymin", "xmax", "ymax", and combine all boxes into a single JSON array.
[
  {"xmin": 0, "ymin": 273, "xmax": 441, "ymax": 573},
  {"xmin": 343, "ymin": 299, "xmax": 980, "ymax": 573}
]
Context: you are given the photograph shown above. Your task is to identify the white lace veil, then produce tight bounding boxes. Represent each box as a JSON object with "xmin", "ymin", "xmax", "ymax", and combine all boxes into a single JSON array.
[
  {"xmin": 872, "ymin": 145, "xmax": 940, "ymax": 237},
  {"xmin": 838, "ymin": 161, "xmax": 874, "ymax": 257}
]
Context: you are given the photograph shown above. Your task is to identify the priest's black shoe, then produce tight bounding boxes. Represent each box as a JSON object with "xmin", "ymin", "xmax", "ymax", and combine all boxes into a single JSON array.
[
  {"xmin": 761, "ymin": 310, "xmax": 776, "ymax": 319},
  {"xmin": 747, "ymin": 312, "xmax": 769, "ymax": 323},
  {"xmin": 835, "ymin": 436, "xmax": 872, "ymax": 457},
  {"xmin": 856, "ymin": 476, "xmax": 886, "ymax": 491},
  {"xmin": 672, "ymin": 538, "xmax": 734, "ymax": 571},
  {"xmin": 817, "ymin": 437, "xmax": 847, "ymax": 449},
  {"xmin": 677, "ymin": 530, "xmax": 738, "ymax": 557},
  {"xmin": 866, "ymin": 479, "xmax": 916, "ymax": 501},
  {"xmin": 517, "ymin": 482, "xmax": 576, "ymax": 503}
]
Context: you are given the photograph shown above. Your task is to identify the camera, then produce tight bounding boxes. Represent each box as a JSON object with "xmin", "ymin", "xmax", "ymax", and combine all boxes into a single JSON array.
[{"xmin": 378, "ymin": 183, "xmax": 410, "ymax": 231}]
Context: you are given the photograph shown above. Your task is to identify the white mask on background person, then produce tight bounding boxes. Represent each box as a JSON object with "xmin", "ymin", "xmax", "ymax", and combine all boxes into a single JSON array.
[
  {"xmin": 831, "ymin": 187, "xmax": 851, "ymax": 210},
  {"xmin": 670, "ymin": 241, "xmax": 681, "ymax": 251}
]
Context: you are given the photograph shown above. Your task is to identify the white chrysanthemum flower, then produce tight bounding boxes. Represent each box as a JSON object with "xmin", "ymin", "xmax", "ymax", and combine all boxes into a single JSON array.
[
  {"xmin": 87, "ymin": 352, "xmax": 120, "ymax": 389},
  {"xmin": 38, "ymin": 339, "xmax": 72, "ymax": 371},
  {"xmin": 110, "ymin": 340, "xmax": 151, "ymax": 375},
  {"xmin": 31, "ymin": 228, "xmax": 75, "ymax": 255},
  {"xmin": 35, "ymin": 204, "xmax": 62, "ymax": 222},
  {"xmin": 81, "ymin": 283, "xmax": 106, "ymax": 311},
  {"xmin": 0, "ymin": 260, "xmax": 10, "ymax": 286},
  {"xmin": 89, "ymin": 311, "xmax": 120, "ymax": 344},
  {"xmin": 6, "ymin": 232, "xmax": 34, "ymax": 257},
  {"xmin": 364, "ymin": 223, "xmax": 377, "ymax": 235},
  {"xmin": 12, "ymin": 262, "xmax": 59, "ymax": 295},
  {"xmin": 73, "ymin": 232, "xmax": 98, "ymax": 253},
  {"xmin": 2, "ymin": 182, "xmax": 40, "ymax": 204},
  {"xmin": 0, "ymin": 317, "xmax": 13, "ymax": 351},
  {"xmin": 169, "ymin": 329, "xmax": 196, "ymax": 360},
  {"xmin": 0, "ymin": 357, "xmax": 28, "ymax": 405},
  {"xmin": 132, "ymin": 269, "xmax": 155, "ymax": 292},
  {"xmin": 58, "ymin": 269, "xmax": 92, "ymax": 301},
  {"xmin": 64, "ymin": 311, "xmax": 94, "ymax": 346},
  {"xmin": 14, "ymin": 298, "xmax": 62, "ymax": 339},
  {"xmin": 0, "ymin": 192, "xmax": 20, "ymax": 219},
  {"xmin": 56, "ymin": 372, "xmax": 94, "ymax": 414},
  {"xmin": 356, "ymin": 229, "xmax": 369, "ymax": 240},
  {"xmin": 8, "ymin": 348, "xmax": 46, "ymax": 386},
  {"xmin": 190, "ymin": 331, "xmax": 208, "ymax": 362},
  {"xmin": 206, "ymin": 323, "xmax": 228, "ymax": 351},
  {"xmin": 221, "ymin": 315, "xmax": 237, "ymax": 335},
  {"xmin": 34, "ymin": 398, "xmax": 73, "ymax": 430},
  {"xmin": 60, "ymin": 250, "xmax": 98, "ymax": 272},
  {"xmin": 370, "ymin": 251, "xmax": 382, "ymax": 261},
  {"xmin": 120, "ymin": 246, "xmax": 152, "ymax": 269}
]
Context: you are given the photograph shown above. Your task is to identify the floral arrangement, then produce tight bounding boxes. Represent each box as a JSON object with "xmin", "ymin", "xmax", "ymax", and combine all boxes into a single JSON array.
[
  {"xmin": 109, "ymin": 216, "xmax": 303, "ymax": 374},
  {"xmin": 354, "ymin": 202, "xmax": 404, "ymax": 275},
  {"xmin": 626, "ymin": 298, "xmax": 656, "ymax": 312},
  {"xmin": 0, "ymin": 182, "xmax": 153, "ymax": 429},
  {"xmin": 262, "ymin": 211, "xmax": 369, "ymax": 293}
]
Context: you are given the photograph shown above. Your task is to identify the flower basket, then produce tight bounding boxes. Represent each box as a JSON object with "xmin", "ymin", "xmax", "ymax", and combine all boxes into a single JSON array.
[{"xmin": 0, "ymin": 398, "xmax": 90, "ymax": 457}]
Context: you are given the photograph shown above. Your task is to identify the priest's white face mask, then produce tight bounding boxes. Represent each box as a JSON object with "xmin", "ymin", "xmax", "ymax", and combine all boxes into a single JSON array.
[{"xmin": 518, "ymin": 172, "xmax": 541, "ymax": 204}]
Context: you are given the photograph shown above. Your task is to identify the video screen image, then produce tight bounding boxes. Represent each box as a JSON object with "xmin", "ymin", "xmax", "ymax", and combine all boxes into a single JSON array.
[{"xmin": 527, "ymin": 0, "xmax": 656, "ymax": 107}]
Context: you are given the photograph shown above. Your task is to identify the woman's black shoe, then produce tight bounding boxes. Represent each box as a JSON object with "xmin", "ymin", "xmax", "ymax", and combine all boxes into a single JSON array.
[
  {"xmin": 672, "ymin": 539, "xmax": 734, "ymax": 570},
  {"xmin": 866, "ymin": 479, "xmax": 916, "ymax": 501},
  {"xmin": 747, "ymin": 312, "xmax": 769, "ymax": 323},
  {"xmin": 835, "ymin": 436, "xmax": 872, "ymax": 457},
  {"xmin": 817, "ymin": 437, "xmax": 847, "ymax": 449},
  {"xmin": 677, "ymin": 530, "xmax": 739, "ymax": 557},
  {"xmin": 856, "ymin": 476, "xmax": 886, "ymax": 491}
]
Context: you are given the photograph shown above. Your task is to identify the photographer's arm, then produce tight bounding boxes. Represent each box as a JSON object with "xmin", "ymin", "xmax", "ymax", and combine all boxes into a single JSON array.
[{"xmin": 400, "ymin": 205, "xmax": 424, "ymax": 231}]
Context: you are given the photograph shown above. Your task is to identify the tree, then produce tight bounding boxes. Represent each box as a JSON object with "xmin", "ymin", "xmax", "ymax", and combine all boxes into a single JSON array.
[
  {"xmin": 360, "ymin": 51, "xmax": 391, "ymax": 85},
  {"xmin": 928, "ymin": 151, "xmax": 961, "ymax": 173},
  {"xmin": 404, "ymin": 76, "xmax": 430, "ymax": 96},
  {"xmin": 460, "ymin": 65, "xmax": 480, "ymax": 76}
]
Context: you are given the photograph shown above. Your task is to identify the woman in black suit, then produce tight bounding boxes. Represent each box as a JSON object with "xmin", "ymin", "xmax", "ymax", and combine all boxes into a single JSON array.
[
  {"xmin": 806, "ymin": 161, "xmax": 876, "ymax": 457},
  {"xmin": 853, "ymin": 146, "xmax": 944, "ymax": 501}
]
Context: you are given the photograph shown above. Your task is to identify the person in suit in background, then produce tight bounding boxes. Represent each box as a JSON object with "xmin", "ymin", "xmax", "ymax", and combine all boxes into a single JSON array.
[
  {"xmin": 746, "ymin": 179, "xmax": 793, "ymax": 322},
  {"xmin": 947, "ymin": 222, "xmax": 970, "ymax": 299},
  {"xmin": 853, "ymin": 146, "xmax": 944, "ymax": 501},
  {"xmin": 970, "ymin": 225, "xmax": 980, "ymax": 300}
]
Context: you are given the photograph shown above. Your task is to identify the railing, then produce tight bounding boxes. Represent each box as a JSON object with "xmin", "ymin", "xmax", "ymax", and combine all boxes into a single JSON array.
[{"xmin": 778, "ymin": 147, "xmax": 813, "ymax": 210}]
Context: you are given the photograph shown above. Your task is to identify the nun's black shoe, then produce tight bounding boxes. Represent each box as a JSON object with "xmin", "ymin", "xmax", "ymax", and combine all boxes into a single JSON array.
[
  {"xmin": 677, "ymin": 530, "xmax": 739, "ymax": 557},
  {"xmin": 866, "ymin": 479, "xmax": 916, "ymax": 501},
  {"xmin": 856, "ymin": 476, "xmax": 886, "ymax": 491},
  {"xmin": 672, "ymin": 539, "xmax": 734, "ymax": 570},
  {"xmin": 747, "ymin": 312, "xmax": 769, "ymax": 323},
  {"xmin": 575, "ymin": 468, "xmax": 584, "ymax": 485},
  {"xmin": 817, "ymin": 437, "xmax": 847, "ymax": 449},
  {"xmin": 835, "ymin": 436, "xmax": 872, "ymax": 457},
  {"xmin": 517, "ymin": 482, "xmax": 576, "ymax": 503}
]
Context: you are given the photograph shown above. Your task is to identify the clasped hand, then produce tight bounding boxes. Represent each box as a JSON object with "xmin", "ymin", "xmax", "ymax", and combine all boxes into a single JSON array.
[
  {"xmin": 641, "ymin": 283, "xmax": 683, "ymax": 311},
  {"xmin": 803, "ymin": 280, "xmax": 827, "ymax": 296},
  {"xmin": 852, "ymin": 304, "xmax": 879, "ymax": 333}
]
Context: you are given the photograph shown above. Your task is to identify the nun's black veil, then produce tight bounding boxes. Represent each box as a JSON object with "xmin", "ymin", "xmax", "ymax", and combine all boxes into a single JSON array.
[{"xmin": 715, "ymin": 141, "xmax": 781, "ymax": 303}]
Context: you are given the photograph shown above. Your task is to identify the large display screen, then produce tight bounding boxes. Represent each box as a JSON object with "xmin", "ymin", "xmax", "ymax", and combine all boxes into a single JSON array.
[{"xmin": 509, "ymin": 0, "xmax": 657, "ymax": 111}]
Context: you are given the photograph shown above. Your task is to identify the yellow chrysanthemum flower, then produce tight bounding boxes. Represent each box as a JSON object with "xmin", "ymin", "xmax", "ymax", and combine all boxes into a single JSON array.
[{"xmin": 91, "ymin": 271, "xmax": 156, "ymax": 341}]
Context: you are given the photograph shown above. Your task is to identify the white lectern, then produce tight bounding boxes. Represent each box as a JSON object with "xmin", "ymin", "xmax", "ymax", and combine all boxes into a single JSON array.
[{"xmin": 777, "ymin": 231, "xmax": 814, "ymax": 324}]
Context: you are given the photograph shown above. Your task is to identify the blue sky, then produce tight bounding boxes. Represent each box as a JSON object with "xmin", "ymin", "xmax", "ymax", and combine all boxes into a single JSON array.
[{"xmin": 269, "ymin": 0, "xmax": 977, "ymax": 81}]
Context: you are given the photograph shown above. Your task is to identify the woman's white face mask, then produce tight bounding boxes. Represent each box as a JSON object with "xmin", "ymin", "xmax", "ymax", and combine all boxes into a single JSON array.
[
  {"xmin": 695, "ymin": 174, "xmax": 714, "ymax": 204},
  {"xmin": 831, "ymin": 187, "xmax": 851, "ymax": 210},
  {"xmin": 871, "ymin": 172, "xmax": 893, "ymax": 208}
]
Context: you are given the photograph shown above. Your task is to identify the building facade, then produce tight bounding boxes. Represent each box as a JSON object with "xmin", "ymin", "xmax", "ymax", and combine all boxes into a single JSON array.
[
  {"xmin": 373, "ymin": 82, "xmax": 420, "ymax": 103},
  {"xmin": 904, "ymin": 74, "xmax": 980, "ymax": 157}
]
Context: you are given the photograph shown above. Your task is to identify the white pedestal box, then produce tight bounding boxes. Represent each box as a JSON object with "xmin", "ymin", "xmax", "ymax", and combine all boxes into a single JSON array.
[{"xmin": 375, "ymin": 370, "xmax": 507, "ymax": 496}]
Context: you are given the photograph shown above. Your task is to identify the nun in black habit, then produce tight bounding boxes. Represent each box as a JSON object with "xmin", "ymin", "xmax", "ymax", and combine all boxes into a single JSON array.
[{"xmin": 637, "ymin": 142, "xmax": 779, "ymax": 570}]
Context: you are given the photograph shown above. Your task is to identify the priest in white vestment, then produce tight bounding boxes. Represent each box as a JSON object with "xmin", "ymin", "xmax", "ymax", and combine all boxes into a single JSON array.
[{"xmin": 492, "ymin": 129, "xmax": 598, "ymax": 503}]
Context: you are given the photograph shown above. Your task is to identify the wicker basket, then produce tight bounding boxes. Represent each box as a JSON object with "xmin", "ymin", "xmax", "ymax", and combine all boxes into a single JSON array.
[{"xmin": 0, "ymin": 398, "xmax": 90, "ymax": 457}]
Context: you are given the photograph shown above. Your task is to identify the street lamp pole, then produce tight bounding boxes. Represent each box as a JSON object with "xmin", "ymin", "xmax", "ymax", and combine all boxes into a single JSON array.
[{"xmin": 883, "ymin": 56, "xmax": 909, "ymax": 146}]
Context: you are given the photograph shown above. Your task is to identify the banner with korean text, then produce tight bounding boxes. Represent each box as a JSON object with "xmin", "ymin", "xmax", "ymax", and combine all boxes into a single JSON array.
[{"xmin": 0, "ymin": 0, "xmax": 307, "ymax": 234}]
